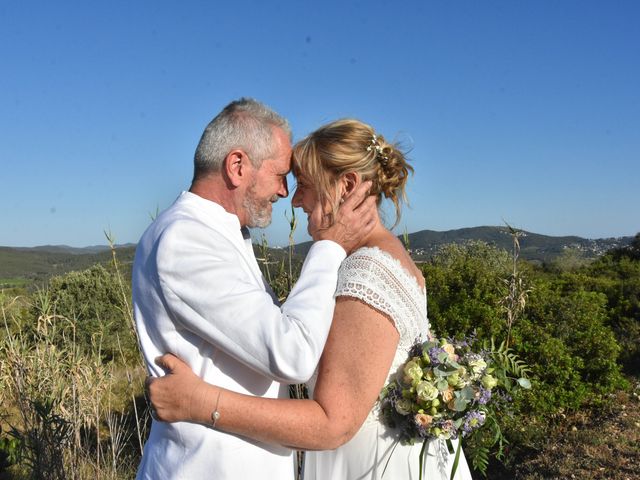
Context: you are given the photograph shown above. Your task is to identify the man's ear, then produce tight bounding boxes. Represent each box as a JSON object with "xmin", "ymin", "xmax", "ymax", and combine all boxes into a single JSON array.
[{"xmin": 223, "ymin": 149, "xmax": 252, "ymax": 188}]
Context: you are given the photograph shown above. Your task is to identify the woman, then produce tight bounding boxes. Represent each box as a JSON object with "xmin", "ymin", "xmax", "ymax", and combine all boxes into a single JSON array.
[{"xmin": 148, "ymin": 119, "xmax": 473, "ymax": 479}]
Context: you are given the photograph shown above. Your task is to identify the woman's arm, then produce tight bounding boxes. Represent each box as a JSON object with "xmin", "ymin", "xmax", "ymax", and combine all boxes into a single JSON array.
[{"xmin": 149, "ymin": 296, "xmax": 400, "ymax": 450}]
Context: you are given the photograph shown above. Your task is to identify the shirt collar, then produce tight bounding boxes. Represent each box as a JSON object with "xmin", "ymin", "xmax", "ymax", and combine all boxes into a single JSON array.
[{"xmin": 179, "ymin": 191, "xmax": 243, "ymax": 232}]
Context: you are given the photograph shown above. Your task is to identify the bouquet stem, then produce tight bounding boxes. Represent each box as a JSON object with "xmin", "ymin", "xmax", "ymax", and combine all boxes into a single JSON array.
[
  {"xmin": 418, "ymin": 440, "xmax": 429, "ymax": 480},
  {"xmin": 446, "ymin": 439, "xmax": 462, "ymax": 480}
]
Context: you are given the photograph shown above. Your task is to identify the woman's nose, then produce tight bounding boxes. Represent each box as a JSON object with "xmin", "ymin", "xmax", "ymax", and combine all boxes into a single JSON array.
[{"xmin": 291, "ymin": 187, "xmax": 302, "ymax": 207}]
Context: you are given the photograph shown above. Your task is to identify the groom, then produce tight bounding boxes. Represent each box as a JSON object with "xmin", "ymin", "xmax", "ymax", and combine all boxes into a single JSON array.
[{"xmin": 133, "ymin": 98, "xmax": 376, "ymax": 479}]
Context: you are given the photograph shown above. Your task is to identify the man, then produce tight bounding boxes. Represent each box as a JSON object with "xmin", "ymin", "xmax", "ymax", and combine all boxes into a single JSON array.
[{"xmin": 133, "ymin": 98, "xmax": 376, "ymax": 479}]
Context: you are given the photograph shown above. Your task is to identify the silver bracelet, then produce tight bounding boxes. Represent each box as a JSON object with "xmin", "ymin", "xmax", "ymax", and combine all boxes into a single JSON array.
[{"xmin": 211, "ymin": 391, "xmax": 222, "ymax": 428}]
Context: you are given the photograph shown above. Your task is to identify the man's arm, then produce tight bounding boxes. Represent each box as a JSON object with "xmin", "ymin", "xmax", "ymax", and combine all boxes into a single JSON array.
[
  {"xmin": 157, "ymin": 225, "xmax": 344, "ymax": 384},
  {"xmin": 148, "ymin": 296, "xmax": 401, "ymax": 450},
  {"xmin": 157, "ymin": 181, "xmax": 378, "ymax": 384}
]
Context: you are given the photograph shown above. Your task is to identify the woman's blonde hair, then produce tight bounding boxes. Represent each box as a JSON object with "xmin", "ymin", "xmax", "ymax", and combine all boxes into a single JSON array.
[{"xmin": 292, "ymin": 119, "xmax": 413, "ymax": 227}]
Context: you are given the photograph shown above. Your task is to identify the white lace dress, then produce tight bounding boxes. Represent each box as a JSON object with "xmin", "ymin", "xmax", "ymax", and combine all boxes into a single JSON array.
[{"xmin": 304, "ymin": 247, "xmax": 473, "ymax": 480}]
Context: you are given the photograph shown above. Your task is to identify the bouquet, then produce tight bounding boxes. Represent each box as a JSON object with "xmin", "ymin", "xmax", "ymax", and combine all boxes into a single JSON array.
[{"xmin": 380, "ymin": 334, "xmax": 531, "ymax": 479}]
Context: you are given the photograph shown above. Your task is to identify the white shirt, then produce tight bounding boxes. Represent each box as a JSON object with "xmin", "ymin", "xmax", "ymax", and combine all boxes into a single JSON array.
[{"xmin": 134, "ymin": 192, "xmax": 346, "ymax": 479}]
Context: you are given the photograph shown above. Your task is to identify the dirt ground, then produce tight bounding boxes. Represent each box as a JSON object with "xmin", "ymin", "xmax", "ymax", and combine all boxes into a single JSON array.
[{"xmin": 497, "ymin": 384, "xmax": 640, "ymax": 480}]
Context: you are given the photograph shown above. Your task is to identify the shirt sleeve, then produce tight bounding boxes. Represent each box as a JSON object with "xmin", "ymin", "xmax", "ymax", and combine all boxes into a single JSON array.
[{"xmin": 157, "ymin": 220, "xmax": 346, "ymax": 384}]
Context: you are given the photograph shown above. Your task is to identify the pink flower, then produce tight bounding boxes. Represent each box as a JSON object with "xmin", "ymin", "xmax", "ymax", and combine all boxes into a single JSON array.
[
  {"xmin": 442, "ymin": 343, "xmax": 458, "ymax": 362},
  {"xmin": 441, "ymin": 387, "xmax": 454, "ymax": 403},
  {"xmin": 415, "ymin": 413, "xmax": 434, "ymax": 428}
]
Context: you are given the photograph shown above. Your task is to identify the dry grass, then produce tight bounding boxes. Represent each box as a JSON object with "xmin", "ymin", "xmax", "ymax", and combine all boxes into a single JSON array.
[
  {"xmin": 0, "ymin": 243, "xmax": 148, "ymax": 480},
  {"xmin": 0, "ymin": 295, "xmax": 147, "ymax": 479}
]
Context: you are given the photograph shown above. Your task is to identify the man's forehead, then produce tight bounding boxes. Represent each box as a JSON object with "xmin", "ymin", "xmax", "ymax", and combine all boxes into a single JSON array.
[
  {"xmin": 283, "ymin": 154, "xmax": 293, "ymax": 172},
  {"xmin": 262, "ymin": 153, "xmax": 291, "ymax": 174},
  {"xmin": 272, "ymin": 126, "xmax": 292, "ymax": 149}
]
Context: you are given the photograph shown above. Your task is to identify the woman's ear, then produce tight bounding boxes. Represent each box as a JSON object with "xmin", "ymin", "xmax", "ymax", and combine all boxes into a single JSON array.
[{"xmin": 341, "ymin": 172, "xmax": 361, "ymax": 199}]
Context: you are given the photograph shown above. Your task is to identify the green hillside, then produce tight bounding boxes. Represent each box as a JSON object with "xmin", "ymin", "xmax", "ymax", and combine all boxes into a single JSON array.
[
  {"xmin": 0, "ymin": 245, "xmax": 136, "ymax": 287},
  {"xmin": 295, "ymin": 226, "xmax": 633, "ymax": 263},
  {"xmin": 1, "ymin": 227, "xmax": 633, "ymax": 287}
]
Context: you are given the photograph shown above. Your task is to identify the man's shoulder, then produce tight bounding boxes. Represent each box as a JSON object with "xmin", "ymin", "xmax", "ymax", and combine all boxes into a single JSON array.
[
  {"xmin": 134, "ymin": 193, "xmax": 245, "ymax": 271},
  {"xmin": 136, "ymin": 203, "xmax": 228, "ymax": 255},
  {"xmin": 148, "ymin": 195, "xmax": 225, "ymax": 235},
  {"xmin": 158, "ymin": 194, "xmax": 209, "ymax": 223},
  {"xmin": 156, "ymin": 214, "xmax": 229, "ymax": 252}
]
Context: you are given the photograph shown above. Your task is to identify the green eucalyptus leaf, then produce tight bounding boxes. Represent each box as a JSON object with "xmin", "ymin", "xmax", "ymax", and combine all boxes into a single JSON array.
[
  {"xmin": 448, "ymin": 360, "xmax": 461, "ymax": 369},
  {"xmin": 517, "ymin": 377, "xmax": 532, "ymax": 389},
  {"xmin": 453, "ymin": 397, "xmax": 468, "ymax": 412},
  {"xmin": 436, "ymin": 379, "xmax": 449, "ymax": 391},
  {"xmin": 458, "ymin": 386, "xmax": 474, "ymax": 401}
]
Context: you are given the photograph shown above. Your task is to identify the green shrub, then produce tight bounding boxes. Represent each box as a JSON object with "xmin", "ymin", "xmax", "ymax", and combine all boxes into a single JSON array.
[
  {"xmin": 422, "ymin": 241, "xmax": 511, "ymax": 341},
  {"xmin": 583, "ymin": 252, "xmax": 640, "ymax": 374},
  {"xmin": 515, "ymin": 286, "xmax": 624, "ymax": 409},
  {"xmin": 37, "ymin": 264, "xmax": 137, "ymax": 361},
  {"xmin": 420, "ymin": 240, "xmax": 627, "ymax": 461}
]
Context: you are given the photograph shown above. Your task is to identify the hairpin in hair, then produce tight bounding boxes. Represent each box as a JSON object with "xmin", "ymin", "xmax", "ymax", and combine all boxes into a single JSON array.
[{"xmin": 366, "ymin": 134, "xmax": 389, "ymax": 165}]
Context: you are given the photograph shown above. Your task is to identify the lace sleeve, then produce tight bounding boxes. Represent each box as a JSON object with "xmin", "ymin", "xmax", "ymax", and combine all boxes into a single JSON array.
[{"xmin": 335, "ymin": 247, "xmax": 427, "ymax": 335}]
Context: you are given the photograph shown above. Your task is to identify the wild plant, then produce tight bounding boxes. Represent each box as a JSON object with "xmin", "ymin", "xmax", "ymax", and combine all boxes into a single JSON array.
[
  {"xmin": 257, "ymin": 233, "xmax": 274, "ymax": 285},
  {"xmin": 0, "ymin": 239, "xmax": 147, "ymax": 479},
  {"xmin": 257, "ymin": 208, "xmax": 303, "ymax": 302},
  {"xmin": 500, "ymin": 224, "xmax": 531, "ymax": 348},
  {"xmin": 402, "ymin": 225, "xmax": 410, "ymax": 251},
  {"xmin": 285, "ymin": 205, "xmax": 298, "ymax": 293},
  {"xmin": 1, "ymin": 290, "xmax": 106, "ymax": 479},
  {"xmin": 460, "ymin": 228, "xmax": 532, "ymax": 474},
  {"xmin": 105, "ymin": 231, "xmax": 148, "ymax": 454}
]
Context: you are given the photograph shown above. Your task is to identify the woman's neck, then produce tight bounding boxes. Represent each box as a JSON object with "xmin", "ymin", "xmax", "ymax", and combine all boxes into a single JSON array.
[{"xmin": 353, "ymin": 217, "xmax": 390, "ymax": 251}]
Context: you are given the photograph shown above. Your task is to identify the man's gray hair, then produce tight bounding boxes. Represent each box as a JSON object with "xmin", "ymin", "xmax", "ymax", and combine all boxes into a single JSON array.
[{"xmin": 193, "ymin": 98, "xmax": 291, "ymax": 179}]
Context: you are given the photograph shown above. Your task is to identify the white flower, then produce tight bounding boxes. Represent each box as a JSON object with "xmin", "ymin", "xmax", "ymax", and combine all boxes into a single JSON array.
[
  {"xmin": 403, "ymin": 359, "xmax": 423, "ymax": 384},
  {"xmin": 416, "ymin": 381, "xmax": 439, "ymax": 402},
  {"xmin": 481, "ymin": 374, "xmax": 498, "ymax": 389},
  {"xmin": 395, "ymin": 398, "xmax": 413, "ymax": 415},
  {"xmin": 468, "ymin": 357, "xmax": 487, "ymax": 379}
]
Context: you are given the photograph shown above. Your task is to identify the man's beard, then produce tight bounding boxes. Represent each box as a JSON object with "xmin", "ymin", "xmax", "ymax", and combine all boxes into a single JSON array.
[{"xmin": 243, "ymin": 182, "xmax": 277, "ymax": 228}]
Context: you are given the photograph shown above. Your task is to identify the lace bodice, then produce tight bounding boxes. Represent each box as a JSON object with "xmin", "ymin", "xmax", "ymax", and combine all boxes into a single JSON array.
[{"xmin": 307, "ymin": 246, "xmax": 429, "ymax": 425}]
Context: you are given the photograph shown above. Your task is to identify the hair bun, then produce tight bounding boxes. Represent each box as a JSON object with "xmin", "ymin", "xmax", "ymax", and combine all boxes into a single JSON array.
[{"xmin": 370, "ymin": 135, "xmax": 413, "ymax": 223}]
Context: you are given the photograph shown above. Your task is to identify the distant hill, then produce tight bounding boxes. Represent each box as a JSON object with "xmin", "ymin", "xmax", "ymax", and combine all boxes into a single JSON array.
[
  {"xmin": 294, "ymin": 226, "xmax": 633, "ymax": 263},
  {"xmin": 403, "ymin": 226, "xmax": 633, "ymax": 263},
  {"xmin": 1, "ymin": 227, "xmax": 634, "ymax": 287},
  {"xmin": 0, "ymin": 245, "xmax": 136, "ymax": 287},
  {"xmin": 10, "ymin": 243, "xmax": 137, "ymax": 255}
]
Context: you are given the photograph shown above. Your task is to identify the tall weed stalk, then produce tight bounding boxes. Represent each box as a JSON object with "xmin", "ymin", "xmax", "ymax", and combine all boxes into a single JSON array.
[
  {"xmin": 0, "ymin": 242, "xmax": 147, "ymax": 479},
  {"xmin": 500, "ymin": 224, "xmax": 531, "ymax": 348}
]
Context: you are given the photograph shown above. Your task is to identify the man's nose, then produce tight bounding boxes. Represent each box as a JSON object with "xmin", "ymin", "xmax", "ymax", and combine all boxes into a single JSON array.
[{"xmin": 278, "ymin": 176, "xmax": 288, "ymax": 198}]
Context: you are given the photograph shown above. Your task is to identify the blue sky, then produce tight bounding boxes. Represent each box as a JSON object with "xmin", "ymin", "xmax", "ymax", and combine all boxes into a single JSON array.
[{"xmin": 1, "ymin": 0, "xmax": 638, "ymax": 247}]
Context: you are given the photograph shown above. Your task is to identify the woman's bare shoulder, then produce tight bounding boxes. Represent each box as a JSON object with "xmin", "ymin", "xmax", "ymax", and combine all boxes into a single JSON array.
[{"xmin": 360, "ymin": 232, "xmax": 424, "ymax": 290}]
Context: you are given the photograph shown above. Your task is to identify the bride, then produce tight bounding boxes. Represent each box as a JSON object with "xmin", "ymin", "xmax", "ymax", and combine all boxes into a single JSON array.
[{"xmin": 147, "ymin": 119, "xmax": 473, "ymax": 479}]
